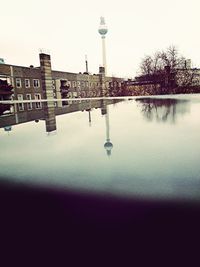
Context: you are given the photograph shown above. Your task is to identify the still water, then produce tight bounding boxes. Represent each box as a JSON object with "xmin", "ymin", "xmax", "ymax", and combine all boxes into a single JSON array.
[{"xmin": 1, "ymin": 94, "xmax": 200, "ymax": 201}]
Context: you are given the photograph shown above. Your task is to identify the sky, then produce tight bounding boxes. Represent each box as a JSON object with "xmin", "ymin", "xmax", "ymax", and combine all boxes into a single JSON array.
[{"xmin": 1, "ymin": 0, "xmax": 200, "ymax": 78}]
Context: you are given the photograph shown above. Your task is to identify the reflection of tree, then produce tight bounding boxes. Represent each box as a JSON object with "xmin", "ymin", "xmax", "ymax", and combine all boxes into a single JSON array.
[{"xmin": 136, "ymin": 98, "xmax": 190, "ymax": 123}]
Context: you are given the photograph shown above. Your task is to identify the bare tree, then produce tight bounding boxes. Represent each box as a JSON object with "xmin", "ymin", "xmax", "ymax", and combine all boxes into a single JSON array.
[
  {"xmin": 140, "ymin": 55, "xmax": 153, "ymax": 75},
  {"xmin": 140, "ymin": 46, "xmax": 182, "ymax": 75},
  {"xmin": 153, "ymin": 52, "xmax": 165, "ymax": 73},
  {"xmin": 138, "ymin": 46, "xmax": 195, "ymax": 89}
]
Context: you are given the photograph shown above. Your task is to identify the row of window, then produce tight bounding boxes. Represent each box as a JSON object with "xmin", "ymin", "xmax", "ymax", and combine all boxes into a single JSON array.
[
  {"xmin": 15, "ymin": 78, "xmax": 116, "ymax": 90},
  {"xmin": 16, "ymin": 78, "xmax": 40, "ymax": 88},
  {"xmin": 17, "ymin": 93, "xmax": 42, "ymax": 111},
  {"xmin": 60, "ymin": 80, "xmax": 108, "ymax": 88},
  {"xmin": 66, "ymin": 81, "xmax": 92, "ymax": 88},
  {"xmin": 67, "ymin": 90, "xmax": 102, "ymax": 98}
]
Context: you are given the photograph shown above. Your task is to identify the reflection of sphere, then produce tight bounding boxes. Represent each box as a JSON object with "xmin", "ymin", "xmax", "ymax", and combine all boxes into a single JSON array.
[{"xmin": 104, "ymin": 141, "xmax": 113, "ymax": 156}]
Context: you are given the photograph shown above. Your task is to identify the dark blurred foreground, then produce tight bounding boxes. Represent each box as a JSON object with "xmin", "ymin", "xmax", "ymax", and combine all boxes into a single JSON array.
[{"xmin": 0, "ymin": 180, "xmax": 200, "ymax": 266}]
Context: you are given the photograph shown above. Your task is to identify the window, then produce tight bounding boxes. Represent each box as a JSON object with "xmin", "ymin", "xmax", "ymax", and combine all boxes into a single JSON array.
[
  {"xmin": 81, "ymin": 81, "xmax": 85, "ymax": 87},
  {"xmin": 26, "ymin": 94, "xmax": 32, "ymax": 110},
  {"xmin": 68, "ymin": 92, "xmax": 73, "ymax": 98},
  {"xmin": 73, "ymin": 81, "xmax": 76, "ymax": 88},
  {"xmin": 52, "ymin": 80, "xmax": 55, "ymax": 89},
  {"xmin": 35, "ymin": 93, "xmax": 42, "ymax": 109},
  {"xmin": 25, "ymin": 79, "xmax": 30, "ymax": 88},
  {"xmin": 73, "ymin": 92, "xmax": 78, "ymax": 97},
  {"xmin": 33, "ymin": 79, "xmax": 40, "ymax": 88},
  {"xmin": 16, "ymin": 78, "xmax": 22, "ymax": 88},
  {"xmin": 17, "ymin": 94, "xmax": 24, "ymax": 111}
]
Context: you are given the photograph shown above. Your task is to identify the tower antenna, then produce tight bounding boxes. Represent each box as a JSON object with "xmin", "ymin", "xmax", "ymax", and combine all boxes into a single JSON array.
[{"xmin": 85, "ymin": 55, "xmax": 88, "ymax": 73}]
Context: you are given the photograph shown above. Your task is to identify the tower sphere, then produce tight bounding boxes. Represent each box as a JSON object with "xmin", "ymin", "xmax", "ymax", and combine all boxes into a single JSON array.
[
  {"xmin": 104, "ymin": 141, "xmax": 113, "ymax": 151},
  {"xmin": 98, "ymin": 16, "xmax": 108, "ymax": 36}
]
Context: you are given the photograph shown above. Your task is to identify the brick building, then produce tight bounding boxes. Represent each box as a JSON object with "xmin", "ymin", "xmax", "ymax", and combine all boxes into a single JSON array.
[{"xmin": 0, "ymin": 53, "xmax": 123, "ymax": 112}]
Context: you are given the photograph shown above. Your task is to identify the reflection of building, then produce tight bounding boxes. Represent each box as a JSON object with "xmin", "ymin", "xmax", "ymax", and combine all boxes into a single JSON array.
[
  {"xmin": 44, "ymin": 101, "xmax": 57, "ymax": 133},
  {"xmin": 0, "ymin": 99, "xmax": 119, "ymax": 135}
]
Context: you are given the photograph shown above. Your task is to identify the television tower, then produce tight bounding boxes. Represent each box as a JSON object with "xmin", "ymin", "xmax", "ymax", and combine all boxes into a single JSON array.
[{"xmin": 98, "ymin": 16, "xmax": 108, "ymax": 76}]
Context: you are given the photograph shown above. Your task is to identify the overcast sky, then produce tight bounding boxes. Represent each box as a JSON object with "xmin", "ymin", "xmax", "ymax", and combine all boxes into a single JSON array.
[{"xmin": 1, "ymin": 0, "xmax": 200, "ymax": 78}]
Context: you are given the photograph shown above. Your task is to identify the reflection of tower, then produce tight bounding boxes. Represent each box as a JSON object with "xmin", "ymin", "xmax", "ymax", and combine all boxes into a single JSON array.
[
  {"xmin": 102, "ymin": 103, "xmax": 113, "ymax": 156},
  {"xmin": 13, "ymin": 103, "xmax": 19, "ymax": 124},
  {"xmin": 88, "ymin": 110, "xmax": 91, "ymax": 127},
  {"xmin": 98, "ymin": 16, "xmax": 108, "ymax": 76},
  {"xmin": 86, "ymin": 108, "xmax": 92, "ymax": 127}
]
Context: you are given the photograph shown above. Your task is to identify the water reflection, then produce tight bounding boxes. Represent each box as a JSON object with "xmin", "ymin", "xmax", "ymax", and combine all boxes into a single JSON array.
[
  {"xmin": 0, "ymin": 96, "xmax": 200, "ymax": 201},
  {"xmin": 1, "ymin": 98, "xmax": 200, "ymax": 265},
  {"xmin": 136, "ymin": 98, "xmax": 190, "ymax": 123},
  {"xmin": 0, "ymin": 99, "xmax": 116, "ymax": 155}
]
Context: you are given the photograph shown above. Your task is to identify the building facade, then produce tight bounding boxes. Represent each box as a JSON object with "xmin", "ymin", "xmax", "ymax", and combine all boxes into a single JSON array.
[{"xmin": 0, "ymin": 53, "xmax": 123, "ymax": 113}]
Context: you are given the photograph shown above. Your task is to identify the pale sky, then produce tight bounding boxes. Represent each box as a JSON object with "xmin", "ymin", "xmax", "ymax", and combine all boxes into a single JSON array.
[{"xmin": 1, "ymin": 0, "xmax": 200, "ymax": 78}]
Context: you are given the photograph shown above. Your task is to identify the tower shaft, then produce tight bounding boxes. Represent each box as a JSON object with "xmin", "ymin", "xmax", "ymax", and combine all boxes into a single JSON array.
[{"xmin": 101, "ymin": 36, "xmax": 107, "ymax": 76}]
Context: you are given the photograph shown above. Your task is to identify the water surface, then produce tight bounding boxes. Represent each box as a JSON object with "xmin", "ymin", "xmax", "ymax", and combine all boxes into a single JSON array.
[{"xmin": 1, "ymin": 95, "xmax": 200, "ymax": 201}]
